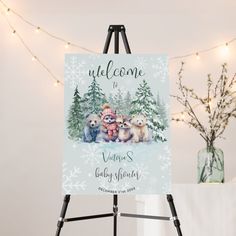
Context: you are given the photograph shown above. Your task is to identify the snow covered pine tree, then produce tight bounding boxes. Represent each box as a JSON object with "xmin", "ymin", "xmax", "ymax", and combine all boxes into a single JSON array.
[
  {"xmin": 83, "ymin": 78, "xmax": 107, "ymax": 114},
  {"xmin": 130, "ymin": 80, "xmax": 167, "ymax": 142},
  {"xmin": 156, "ymin": 94, "xmax": 168, "ymax": 128},
  {"xmin": 67, "ymin": 86, "xmax": 84, "ymax": 141}
]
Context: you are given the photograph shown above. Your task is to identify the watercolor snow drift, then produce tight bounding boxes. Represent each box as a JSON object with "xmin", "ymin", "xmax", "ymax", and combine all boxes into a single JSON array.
[{"xmin": 64, "ymin": 54, "xmax": 171, "ymax": 194}]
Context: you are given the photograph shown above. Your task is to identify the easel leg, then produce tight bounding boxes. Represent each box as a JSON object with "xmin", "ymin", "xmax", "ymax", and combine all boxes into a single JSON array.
[
  {"xmin": 55, "ymin": 195, "xmax": 71, "ymax": 236},
  {"xmin": 103, "ymin": 27, "xmax": 113, "ymax": 53},
  {"xmin": 167, "ymin": 194, "xmax": 182, "ymax": 236},
  {"xmin": 113, "ymin": 195, "xmax": 118, "ymax": 236}
]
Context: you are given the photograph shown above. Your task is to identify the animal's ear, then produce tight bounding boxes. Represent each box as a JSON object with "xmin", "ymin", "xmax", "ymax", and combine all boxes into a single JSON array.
[{"xmin": 85, "ymin": 113, "xmax": 90, "ymax": 118}]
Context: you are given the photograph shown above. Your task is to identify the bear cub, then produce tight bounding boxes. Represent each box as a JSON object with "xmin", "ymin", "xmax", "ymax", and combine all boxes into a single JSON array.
[
  {"xmin": 83, "ymin": 114, "xmax": 101, "ymax": 142},
  {"xmin": 130, "ymin": 114, "xmax": 149, "ymax": 143}
]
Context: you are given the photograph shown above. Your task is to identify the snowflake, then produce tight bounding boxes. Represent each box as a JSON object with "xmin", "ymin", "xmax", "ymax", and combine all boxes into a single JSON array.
[
  {"xmin": 81, "ymin": 144, "xmax": 101, "ymax": 166},
  {"xmin": 151, "ymin": 57, "xmax": 168, "ymax": 83},
  {"xmin": 63, "ymin": 163, "xmax": 86, "ymax": 193},
  {"xmin": 65, "ymin": 55, "xmax": 87, "ymax": 88}
]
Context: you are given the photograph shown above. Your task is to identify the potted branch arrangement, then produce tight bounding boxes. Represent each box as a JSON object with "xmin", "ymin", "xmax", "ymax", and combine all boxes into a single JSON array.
[{"xmin": 172, "ymin": 62, "xmax": 236, "ymax": 183}]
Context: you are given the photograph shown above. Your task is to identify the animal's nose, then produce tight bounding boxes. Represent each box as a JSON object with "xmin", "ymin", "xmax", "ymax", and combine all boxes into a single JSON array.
[
  {"xmin": 91, "ymin": 123, "xmax": 94, "ymax": 126},
  {"xmin": 139, "ymin": 122, "xmax": 142, "ymax": 125}
]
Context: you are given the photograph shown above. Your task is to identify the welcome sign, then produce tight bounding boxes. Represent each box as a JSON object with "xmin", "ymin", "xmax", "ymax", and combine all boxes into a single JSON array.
[{"xmin": 64, "ymin": 54, "xmax": 171, "ymax": 194}]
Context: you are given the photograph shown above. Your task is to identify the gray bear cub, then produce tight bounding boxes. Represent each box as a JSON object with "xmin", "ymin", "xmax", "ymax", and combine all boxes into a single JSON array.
[{"xmin": 83, "ymin": 114, "xmax": 101, "ymax": 142}]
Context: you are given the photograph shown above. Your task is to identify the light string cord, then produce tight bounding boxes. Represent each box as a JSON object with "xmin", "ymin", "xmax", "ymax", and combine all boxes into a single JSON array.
[
  {"xmin": 1, "ymin": 0, "xmax": 236, "ymax": 60},
  {"xmin": 0, "ymin": 10, "xmax": 63, "ymax": 85},
  {"xmin": 0, "ymin": 0, "xmax": 235, "ymax": 116},
  {"xmin": 0, "ymin": 0, "xmax": 98, "ymax": 54}
]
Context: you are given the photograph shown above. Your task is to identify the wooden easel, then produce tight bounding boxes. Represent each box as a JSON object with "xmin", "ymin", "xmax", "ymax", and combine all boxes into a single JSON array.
[{"xmin": 55, "ymin": 25, "xmax": 183, "ymax": 236}]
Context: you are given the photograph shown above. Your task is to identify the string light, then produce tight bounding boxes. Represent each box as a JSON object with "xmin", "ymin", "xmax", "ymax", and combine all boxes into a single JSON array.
[
  {"xmin": 225, "ymin": 42, "xmax": 229, "ymax": 51},
  {"xmin": 0, "ymin": 0, "xmax": 236, "ymax": 94},
  {"xmin": 64, "ymin": 42, "xmax": 70, "ymax": 49},
  {"xmin": 35, "ymin": 26, "xmax": 40, "ymax": 33},
  {"xmin": 0, "ymin": 0, "xmax": 97, "ymax": 53},
  {"xmin": 0, "ymin": 10, "xmax": 63, "ymax": 87},
  {"xmin": 31, "ymin": 56, "xmax": 37, "ymax": 61},
  {"xmin": 54, "ymin": 80, "xmax": 60, "ymax": 87},
  {"xmin": 1, "ymin": 0, "xmax": 236, "ymax": 60},
  {"xmin": 220, "ymin": 42, "xmax": 230, "ymax": 57},
  {"xmin": 195, "ymin": 52, "xmax": 200, "ymax": 60},
  {"xmin": 5, "ymin": 7, "xmax": 10, "ymax": 15},
  {"xmin": 181, "ymin": 112, "xmax": 185, "ymax": 119}
]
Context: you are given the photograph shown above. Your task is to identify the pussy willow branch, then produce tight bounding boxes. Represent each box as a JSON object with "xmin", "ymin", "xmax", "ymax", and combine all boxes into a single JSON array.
[{"xmin": 173, "ymin": 62, "xmax": 236, "ymax": 145}]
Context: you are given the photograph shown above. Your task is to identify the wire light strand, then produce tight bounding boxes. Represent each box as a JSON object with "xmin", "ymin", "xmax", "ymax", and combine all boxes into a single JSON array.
[
  {"xmin": 0, "ymin": 0, "xmax": 98, "ymax": 54},
  {"xmin": 0, "ymin": 10, "xmax": 63, "ymax": 85},
  {"xmin": 1, "ymin": 0, "xmax": 236, "ymax": 60},
  {"xmin": 1, "ymin": 0, "xmax": 235, "ymax": 116}
]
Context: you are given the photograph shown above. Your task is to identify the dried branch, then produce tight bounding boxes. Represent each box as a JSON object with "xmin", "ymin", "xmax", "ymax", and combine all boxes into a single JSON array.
[{"xmin": 172, "ymin": 63, "xmax": 236, "ymax": 146}]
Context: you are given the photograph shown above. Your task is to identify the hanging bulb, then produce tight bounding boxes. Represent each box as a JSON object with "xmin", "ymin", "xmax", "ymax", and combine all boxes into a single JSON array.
[
  {"xmin": 220, "ymin": 42, "xmax": 230, "ymax": 57},
  {"xmin": 181, "ymin": 112, "xmax": 185, "ymax": 119},
  {"xmin": 54, "ymin": 80, "xmax": 60, "ymax": 87},
  {"xmin": 32, "ymin": 56, "xmax": 37, "ymax": 61},
  {"xmin": 225, "ymin": 42, "xmax": 229, "ymax": 51},
  {"xmin": 6, "ymin": 8, "xmax": 10, "ymax": 15},
  {"xmin": 35, "ymin": 26, "xmax": 40, "ymax": 33},
  {"xmin": 12, "ymin": 30, "xmax": 16, "ymax": 35},
  {"xmin": 65, "ymin": 42, "xmax": 70, "ymax": 49},
  {"xmin": 195, "ymin": 52, "xmax": 200, "ymax": 60}
]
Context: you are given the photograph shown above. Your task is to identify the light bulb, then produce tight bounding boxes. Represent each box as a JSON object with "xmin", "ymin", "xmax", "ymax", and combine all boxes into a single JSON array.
[
  {"xmin": 12, "ymin": 30, "xmax": 16, "ymax": 35},
  {"xmin": 6, "ymin": 8, "xmax": 10, "ymax": 15},
  {"xmin": 35, "ymin": 27, "xmax": 40, "ymax": 33},
  {"xmin": 32, "ymin": 56, "xmax": 37, "ymax": 61},
  {"xmin": 195, "ymin": 52, "xmax": 200, "ymax": 60},
  {"xmin": 181, "ymin": 112, "xmax": 185, "ymax": 119},
  {"xmin": 54, "ymin": 80, "xmax": 60, "ymax": 87},
  {"xmin": 220, "ymin": 42, "xmax": 230, "ymax": 57},
  {"xmin": 65, "ymin": 42, "xmax": 70, "ymax": 49},
  {"xmin": 225, "ymin": 42, "xmax": 229, "ymax": 51}
]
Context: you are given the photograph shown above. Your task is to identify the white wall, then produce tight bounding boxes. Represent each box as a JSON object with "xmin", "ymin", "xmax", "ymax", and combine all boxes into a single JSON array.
[{"xmin": 1, "ymin": 0, "xmax": 236, "ymax": 235}]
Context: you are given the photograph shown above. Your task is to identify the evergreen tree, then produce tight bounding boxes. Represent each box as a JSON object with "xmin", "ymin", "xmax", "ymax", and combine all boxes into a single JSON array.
[
  {"xmin": 67, "ymin": 86, "xmax": 84, "ymax": 141},
  {"xmin": 113, "ymin": 89, "xmax": 124, "ymax": 114},
  {"xmin": 108, "ymin": 93, "xmax": 115, "ymax": 107},
  {"xmin": 130, "ymin": 80, "xmax": 166, "ymax": 142},
  {"xmin": 123, "ymin": 91, "xmax": 132, "ymax": 115},
  {"xmin": 156, "ymin": 94, "xmax": 168, "ymax": 128},
  {"xmin": 83, "ymin": 78, "xmax": 107, "ymax": 114}
]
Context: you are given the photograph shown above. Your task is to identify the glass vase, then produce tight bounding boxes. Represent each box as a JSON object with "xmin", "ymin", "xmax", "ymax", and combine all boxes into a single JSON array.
[{"xmin": 198, "ymin": 145, "xmax": 224, "ymax": 183}]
